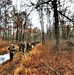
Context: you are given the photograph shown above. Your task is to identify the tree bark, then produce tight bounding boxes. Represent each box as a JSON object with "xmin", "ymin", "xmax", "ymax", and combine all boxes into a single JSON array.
[{"xmin": 52, "ymin": 0, "xmax": 59, "ymax": 50}]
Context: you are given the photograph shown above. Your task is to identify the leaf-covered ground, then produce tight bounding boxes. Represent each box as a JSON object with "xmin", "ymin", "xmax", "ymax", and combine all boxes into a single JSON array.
[{"xmin": 0, "ymin": 40, "xmax": 74, "ymax": 75}]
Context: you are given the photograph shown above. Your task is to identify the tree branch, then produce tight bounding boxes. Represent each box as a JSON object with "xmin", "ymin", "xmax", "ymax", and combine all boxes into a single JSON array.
[
  {"xmin": 35, "ymin": 0, "xmax": 52, "ymax": 9},
  {"xmin": 58, "ymin": 11, "xmax": 74, "ymax": 23}
]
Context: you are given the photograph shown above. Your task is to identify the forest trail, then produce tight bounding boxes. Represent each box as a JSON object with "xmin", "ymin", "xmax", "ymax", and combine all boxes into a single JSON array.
[{"xmin": 0, "ymin": 41, "xmax": 74, "ymax": 75}]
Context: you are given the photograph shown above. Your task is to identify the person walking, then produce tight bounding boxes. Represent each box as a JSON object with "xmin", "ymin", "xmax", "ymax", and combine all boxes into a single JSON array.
[
  {"xmin": 21, "ymin": 42, "xmax": 25, "ymax": 53},
  {"xmin": 18, "ymin": 42, "xmax": 25, "ymax": 53},
  {"xmin": 18, "ymin": 42, "xmax": 22, "ymax": 52},
  {"xmin": 8, "ymin": 43, "xmax": 15, "ymax": 61}
]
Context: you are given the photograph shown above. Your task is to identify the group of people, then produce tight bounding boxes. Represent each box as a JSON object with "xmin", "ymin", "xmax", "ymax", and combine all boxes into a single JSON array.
[
  {"xmin": 18, "ymin": 42, "xmax": 25, "ymax": 53},
  {"xmin": 18, "ymin": 42, "xmax": 34, "ymax": 52},
  {"xmin": 8, "ymin": 41, "xmax": 36, "ymax": 61}
]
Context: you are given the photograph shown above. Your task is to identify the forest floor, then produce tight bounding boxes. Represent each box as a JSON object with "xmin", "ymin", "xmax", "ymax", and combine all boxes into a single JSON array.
[{"xmin": 0, "ymin": 40, "xmax": 74, "ymax": 75}]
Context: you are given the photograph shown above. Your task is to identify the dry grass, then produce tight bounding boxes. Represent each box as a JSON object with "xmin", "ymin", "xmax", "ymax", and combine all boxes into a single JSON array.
[
  {"xmin": 0, "ymin": 40, "xmax": 74, "ymax": 75},
  {"xmin": 0, "ymin": 41, "xmax": 19, "ymax": 55},
  {"xmin": 0, "ymin": 41, "xmax": 9, "ymax": 54}
]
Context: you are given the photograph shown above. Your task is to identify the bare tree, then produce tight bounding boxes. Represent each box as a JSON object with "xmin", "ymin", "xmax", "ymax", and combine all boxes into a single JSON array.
[
  {"xmin": 0, "ymin": 0, "xmax": 12, "ymax": 40},
  {"xmin": 37, "ymin": 0, "xmax": 45, "ymax": 44},
  {"xmin": 52, "ymin": 0, "xmax": 59, "ymax": 50}
]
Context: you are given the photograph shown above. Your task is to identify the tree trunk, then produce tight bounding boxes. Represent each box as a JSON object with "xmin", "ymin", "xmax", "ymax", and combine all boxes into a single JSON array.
[
  {"xmin": 16, "ymin": 25, "xmax": 19, "ymax": 40},
  {"xmin": 37, "ymin": 8, "xmax": 45, "ymax": 44},
  {"xmin": 52, "ymin": 0, "xmax": 59, "ymax": 50},
  {"xmin": 23, "ymin": 17, "xmax": 27, "ymax": 42}
]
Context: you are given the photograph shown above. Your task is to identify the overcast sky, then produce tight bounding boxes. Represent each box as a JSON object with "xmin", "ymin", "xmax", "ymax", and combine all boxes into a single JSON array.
[
  {"xmin": 12, "ymin": 0, "xmax": 43, "ymax": 30},
  {"xmin": 12, "ymin": 0, "xmax": 74, "ymax": 31}
]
